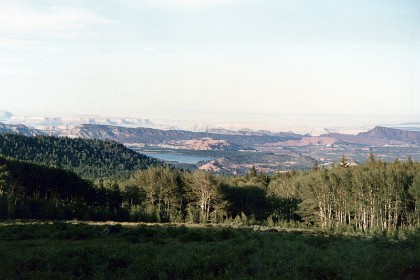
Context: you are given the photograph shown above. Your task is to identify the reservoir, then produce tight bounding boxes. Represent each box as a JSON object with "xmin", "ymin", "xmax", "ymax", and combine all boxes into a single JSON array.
[{"xmin": 141, "ymin": 153, "xmax": 214, "ymax": 164}]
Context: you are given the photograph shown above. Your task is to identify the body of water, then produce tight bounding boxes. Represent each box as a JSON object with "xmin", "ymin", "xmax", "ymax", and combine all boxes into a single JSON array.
[{"xmin": 142, "ymin": 153, "xmax": 213, "ymax": 164}]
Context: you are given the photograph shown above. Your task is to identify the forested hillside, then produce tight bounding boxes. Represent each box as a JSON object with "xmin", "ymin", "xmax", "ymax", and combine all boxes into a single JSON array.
[{"xmin": 0, "ymin": 133, "xmax": 162, "ymax": 180}]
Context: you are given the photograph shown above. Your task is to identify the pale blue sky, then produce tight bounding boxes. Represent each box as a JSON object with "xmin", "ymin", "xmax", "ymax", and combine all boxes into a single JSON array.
[{"xmin": 0, "ymin": 0, "xmax": 419, "ymax": 123}]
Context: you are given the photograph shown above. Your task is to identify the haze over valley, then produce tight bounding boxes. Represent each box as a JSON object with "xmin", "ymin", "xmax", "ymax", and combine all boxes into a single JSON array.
[{"xmin": 2, "ymin": 110, "xmax": 419, "ymax": 136}]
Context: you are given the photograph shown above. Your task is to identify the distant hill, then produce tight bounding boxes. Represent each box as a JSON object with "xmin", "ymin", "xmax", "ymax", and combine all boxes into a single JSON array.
[
  {"xmin": 0, "ymin": 134, "xmax": 162, "ymax": 180},
  {"xmin": 267, "ymin": 136, "xmax": 337, "ymax": 147},
  {"xmin": 198, "ymin": 153, "xmax": 316, "ymax": 174},
  {"xmin": 358, "ymin": 126, "xmax": 420, "ymax": 144},
  {"xmin": 161, "ymin": 138, "xmax": 251, "ymax": 151},
  {"xmin": 313, "ymin": 127, "xmax": 418, "ymax": 146},
  {"xmin": 0, "ymin": 122, "xmax": 44, "ymax": 136},
  {"xmin": 60, "ymin": 124, "xmax": 302, "ymax": 148},
  {"xmin": 323, "ymin": 133, "xmax": 405, "ymax": 146}
]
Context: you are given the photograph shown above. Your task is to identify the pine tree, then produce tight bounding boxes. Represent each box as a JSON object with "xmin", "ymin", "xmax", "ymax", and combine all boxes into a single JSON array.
[
  {"xmin": 368, "ymin": 152, "xmax": 375, "ymax": 165},
  {"xmin": 250, "ymin": 166, "xmax": 257, "ymax": 177},
  {"xmin": 339, "ymin": 155, "xmax": 350, "ymax": 168}
]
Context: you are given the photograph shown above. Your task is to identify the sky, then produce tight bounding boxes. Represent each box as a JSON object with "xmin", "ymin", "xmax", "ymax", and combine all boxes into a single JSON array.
[{"xmin": 0, "ymin": 0, "xmax": 419, "ymax": 126}]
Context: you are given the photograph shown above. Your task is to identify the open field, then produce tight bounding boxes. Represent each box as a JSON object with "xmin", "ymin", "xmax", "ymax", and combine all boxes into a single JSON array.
[{"xmin": 0, "ymin": 222, "xmax": 419, "ymax": 279}]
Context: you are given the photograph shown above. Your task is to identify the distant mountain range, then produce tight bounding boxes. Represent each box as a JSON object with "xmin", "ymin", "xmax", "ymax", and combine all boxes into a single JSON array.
[
  {"xmin": 270, "ymin": 126, "xmax": 420, "ymax": 147},
  {"xmin": 56, "ymin": 124, "xmax": 301, "ymax": 148},
  {"xmin": 0, "ymin": 110, "xmax": 222, "ymax": 132},
  {"xmin": 3, "ymin": 110, "xmax": 420, "ymax": 135},
  {"xmin": 0, "ymin": 111, "xmax": 154, "ymax": 129},
  {"xmin": 2, "ymin": 120, "xmax": 420, "ymax": 148}
]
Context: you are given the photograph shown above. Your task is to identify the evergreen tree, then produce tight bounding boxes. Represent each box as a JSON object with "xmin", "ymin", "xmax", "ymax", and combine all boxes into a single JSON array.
[{"xmin": 250, "ymin": 166, "xmax": 257, "ymax": 177}]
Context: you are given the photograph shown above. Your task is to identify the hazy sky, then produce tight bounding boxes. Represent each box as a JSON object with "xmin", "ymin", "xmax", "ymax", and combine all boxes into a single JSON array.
[{"xmin": 0, "ymin": 0, "xmax": 419, "ymax": 122}]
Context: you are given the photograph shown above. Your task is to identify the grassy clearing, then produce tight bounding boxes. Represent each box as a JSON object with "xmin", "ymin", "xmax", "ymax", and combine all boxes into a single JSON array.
[{"xmin": 0, "ymin": 222, "xmax": 419, "ymax": 279}]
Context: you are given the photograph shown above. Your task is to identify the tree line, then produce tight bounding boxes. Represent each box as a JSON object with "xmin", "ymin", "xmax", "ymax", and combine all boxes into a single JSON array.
[
  {"xmin": 271, "ymin": 155, "xmax": 420, "ymax": 232},
  {"xmin": 124, "ymin": 155, "xmax": 420, "ymax": 232},
  {"xmin": 1, "ymin": 148, "xmax": 419, "ymax": 232},
  {"xmin": 0, "ymin": 156, "xmax": 271, "ymax": 223}
]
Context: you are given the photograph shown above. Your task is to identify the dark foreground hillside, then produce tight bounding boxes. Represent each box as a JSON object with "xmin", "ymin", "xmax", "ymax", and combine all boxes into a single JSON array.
[
  {"xmin": 0, "ymin": 222, "xmax": 418, "ymax": 280},
  {"xmin": 0, "ymin": 157, "xmax": 133, "ymax": 221},
  {"xmin": 0, "ymin": 133, "xmax": 162, "ymax": 180}
]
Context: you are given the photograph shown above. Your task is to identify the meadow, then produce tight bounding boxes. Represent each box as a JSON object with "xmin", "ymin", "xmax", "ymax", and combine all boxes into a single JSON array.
[{"xmin": 0, "ymin": 222, "xmax": 418, "ymax": 279}]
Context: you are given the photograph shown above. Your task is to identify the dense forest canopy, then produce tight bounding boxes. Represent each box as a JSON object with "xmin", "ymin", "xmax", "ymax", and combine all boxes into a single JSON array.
[{"xmin": 0, "ymin": 133, "xmax": 162, "ymax": 180}]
